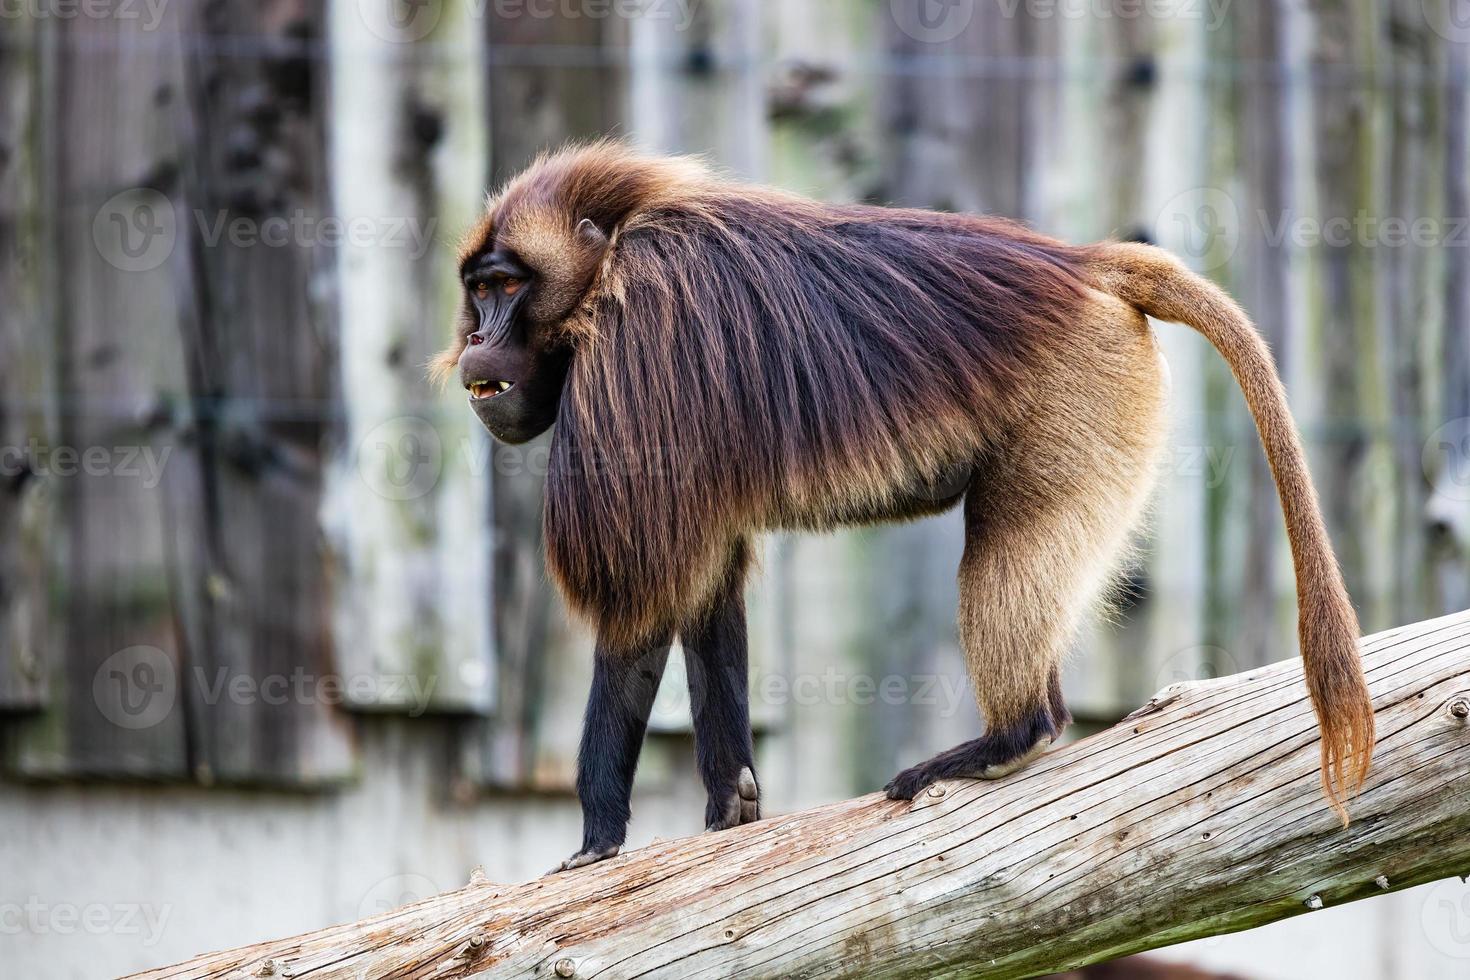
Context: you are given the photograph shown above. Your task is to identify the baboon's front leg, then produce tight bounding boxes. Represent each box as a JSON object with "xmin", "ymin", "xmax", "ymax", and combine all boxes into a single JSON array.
[
  {"xmin": 682, "ymin": 580, "xmax": 759, "ymax": 831},
  {"xmin": 552, "ymin": 635, "xmax": 671, "ymax": 873}
]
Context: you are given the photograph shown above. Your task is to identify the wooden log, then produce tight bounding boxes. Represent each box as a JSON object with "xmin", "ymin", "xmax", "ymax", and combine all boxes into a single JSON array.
[{"xmin": 126, "ymin": 609, "xmax": 1470, "ymax": 979}]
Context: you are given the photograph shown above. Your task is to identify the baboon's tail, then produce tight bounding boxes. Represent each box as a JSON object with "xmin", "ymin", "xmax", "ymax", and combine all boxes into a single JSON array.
[{"xmin": 1087, "ymin": 241, "xmax": 1374, "ymax": 825}]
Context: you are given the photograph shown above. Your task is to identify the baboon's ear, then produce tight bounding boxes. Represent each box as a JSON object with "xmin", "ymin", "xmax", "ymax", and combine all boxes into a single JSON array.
[{"xmin": 576, "ymin": 217, "xmax": 609, "ymax": 252}]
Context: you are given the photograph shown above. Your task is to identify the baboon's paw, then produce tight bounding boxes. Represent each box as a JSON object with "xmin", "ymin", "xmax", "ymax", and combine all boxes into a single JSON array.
[
  {"xmin": 706, "ymin": 767, "xmax": 760, "ymax": 831},
  {"xmin": 547, "ymin": 844, "xmax": 620, "ymax": 875},
  {"xmin": 979, "ymin": 736, "xmax": 1052, "ymax": 779},
  {"xmin": 887, "ymin": 729, "xmax": 1054, "ymax": 800},
  {"xmin": 884, "ymin": 764, "xmax": 938, "ymax": 801}
]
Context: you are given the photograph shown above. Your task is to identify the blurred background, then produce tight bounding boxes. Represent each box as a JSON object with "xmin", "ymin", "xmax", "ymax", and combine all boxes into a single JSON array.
[{"xmin": 2, "ymin": 0, "xmax": 1469, "ymax": 977}]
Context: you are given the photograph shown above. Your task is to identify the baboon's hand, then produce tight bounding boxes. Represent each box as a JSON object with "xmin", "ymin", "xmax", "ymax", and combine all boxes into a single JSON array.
[
  {"xmin": 705, "ymin": 767, "xmax": 760, "ymax": 831},
  {"xmin": 546, "ymin": 844, "xmax": 621, "ymax": 875},
  {"xmin": 884, "ymin": 763, "xmax": 937, "ymax": 801}
]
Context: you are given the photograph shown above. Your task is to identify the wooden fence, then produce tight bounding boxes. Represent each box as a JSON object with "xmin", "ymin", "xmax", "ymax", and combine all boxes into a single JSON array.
[{"xmin": 0, "ymin": 0, "xmax": 1466, "ymax": 801}]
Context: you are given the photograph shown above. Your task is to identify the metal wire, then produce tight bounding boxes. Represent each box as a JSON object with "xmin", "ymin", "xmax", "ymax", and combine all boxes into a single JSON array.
[{"xmin": 0, "ymin": 28, "xmax": 1461, "ymax": 90}]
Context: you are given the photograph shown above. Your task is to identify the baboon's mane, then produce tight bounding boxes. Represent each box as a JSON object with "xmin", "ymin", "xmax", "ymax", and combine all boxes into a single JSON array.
[{"xmin": 495, "ymin": 145, "xmax": 1100, "ymax": 646}]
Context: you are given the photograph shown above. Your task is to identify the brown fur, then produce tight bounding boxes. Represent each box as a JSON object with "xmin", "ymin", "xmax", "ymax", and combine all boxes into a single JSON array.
[{"xmin": 440, "ymin": 141, "xmax": 1373, "ymax": 818}]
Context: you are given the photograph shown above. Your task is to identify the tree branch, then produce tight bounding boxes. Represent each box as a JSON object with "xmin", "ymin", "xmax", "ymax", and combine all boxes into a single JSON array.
[{"xmin": 129, "ymin": 611, "xmax": 1470, "ymax": 980}]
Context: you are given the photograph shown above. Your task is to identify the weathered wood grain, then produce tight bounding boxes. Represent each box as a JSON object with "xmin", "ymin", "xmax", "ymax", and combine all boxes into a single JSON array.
[
  {"xmin": 323, "ymin": 0, "xmax": 495, "ymax": 714},
  {"xmin": 166, "ymin": 0, "xmax": 355, "ymax": 785},
  {"xmin": 1432, "ymin": 28, "xmax": 1470, "ymax": 609},
  {"xmin": 3, "ymin": 0, "xmax": 356, "ymax": 786},
  {"xmin": 1215, "ymin": 3, "xmax": 1294, "ymax": 673},
  {"xmin": 4, "ymin": 7, "xmax": 194, "ymax": 777},
  {"xmin": 0, "ymin": 3, "xmax": 47, "ymax": 711},
  {"xmin": 455, "ymin": 5, "xmax": 626, "ymax": 793},
  {"xmin": 1307, "ymin": 0, "xmax": 1377, "ymax": 614},
  {"xmin": 126, "ymin": 610, "xmax": 1470, "ymax": 980}
]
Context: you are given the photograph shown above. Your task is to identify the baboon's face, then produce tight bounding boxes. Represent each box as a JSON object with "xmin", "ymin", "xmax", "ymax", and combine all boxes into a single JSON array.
[
  {"xmin": 453, "ymin": 213, "xmax": 608, "ymax": 445},
  {"xmin": 456, "ymin": 247, "xmax": 571, "ymax": 444}
]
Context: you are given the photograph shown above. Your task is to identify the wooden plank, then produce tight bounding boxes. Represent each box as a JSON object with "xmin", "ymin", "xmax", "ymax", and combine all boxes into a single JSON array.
[
  {"xmin": 881, "ymin": 0, "xmax": 1052, "ymax": 216},
  {"xmin": 1122, "ymin": 15, "xmax": 1218, "ymax": 723},
  {"xmin": 766, "ymin": 0, "xmax": 881, "ymax": 204},
  {"xmin": 455, "ymin": 4, "xmax": 628, "ymax": 793},
  {"xmin": 628, "ymin": 0, "xmax": 765, "ymax": 178},
  {"xmin": 1379, "ymin": 0, "xmax": 1447, "ymax": 628},
  {"xmin": 1221, "ymin": 4, "xmax": 1296, "ymax": 670},
  {"xmin": 162, "ymin": 0, "xmax": 355, "ymax": 785},
  {"xmin": 5, "ymin": 0, "xmax": 360, "ymax": 786},
  {"xmin": 1427, "ymin": 18, "xmax": 1470, "ymax": 610},
  {"xmin": 4, "ymin": 10, "xmax": 192, "ymax": 777},
  {"xmin": 760, "ymin": 2, "xmax": 912, "ymax": 802},
  {"xmin": 125, "ymin": 610, "xmax": 1470, "ymax": 980},
  {"xmin": 322, "ymin": 0, "xmax": 495, "ymax": 713},
  {"xmin": 0, "ymin": 6, "xmax": 48, "ymax": 711},
  {"xmin": 1304, "ymin": 0, "xmax": 1380, "ymax": 621},
  {"xmin": 1193, "ymin": 3, "xmax": 1253, "ymax": 696}
]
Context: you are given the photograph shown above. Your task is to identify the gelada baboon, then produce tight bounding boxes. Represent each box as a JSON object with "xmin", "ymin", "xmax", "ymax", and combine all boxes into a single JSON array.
[{"xmin": 435, "ymin": 142, "xmax": 1374, "ymax": 872}]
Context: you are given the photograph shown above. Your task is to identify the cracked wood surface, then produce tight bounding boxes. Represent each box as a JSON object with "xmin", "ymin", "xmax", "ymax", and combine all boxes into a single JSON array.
[{"xmin": 126, "ymin": 610, "xmax": 1470, "ymax": 980}]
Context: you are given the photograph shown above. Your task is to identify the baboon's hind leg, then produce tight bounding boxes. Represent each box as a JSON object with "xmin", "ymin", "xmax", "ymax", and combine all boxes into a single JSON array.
[
  {"xmin": 884, "ymin": 295, "xmax": 1165, "ymax": 801},
  {"xmin": 885, "ymin": 429, "xmax": 1156, "ymax": 801}
]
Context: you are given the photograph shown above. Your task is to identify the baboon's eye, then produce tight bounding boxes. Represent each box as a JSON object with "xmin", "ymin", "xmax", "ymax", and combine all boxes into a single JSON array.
[
  {"xmin": 473, "ymin": 280, "xmax": 490, "ymax": 302},
  {"xmin": 502, "ymin": 278, "xmax": 524, "ymax": 297}
]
